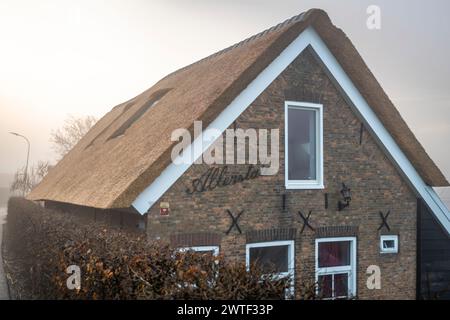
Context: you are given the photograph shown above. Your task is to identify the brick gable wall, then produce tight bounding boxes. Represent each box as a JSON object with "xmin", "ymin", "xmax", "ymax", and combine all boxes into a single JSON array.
[{"xmin": 146, "ymin": 48, "xmax": 417, "ymax": 299}]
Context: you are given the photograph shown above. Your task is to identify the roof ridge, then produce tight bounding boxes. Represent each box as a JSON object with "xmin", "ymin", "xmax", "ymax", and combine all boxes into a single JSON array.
[{"xmin": 159, "ymin": 12, "xmax": 307, "ymax": 82}]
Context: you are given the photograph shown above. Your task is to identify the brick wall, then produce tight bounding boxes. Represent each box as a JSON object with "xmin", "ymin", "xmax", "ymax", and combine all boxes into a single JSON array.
[{"xmin": 146, "ymin": 48, "xmax": 417, "ymax": 299}]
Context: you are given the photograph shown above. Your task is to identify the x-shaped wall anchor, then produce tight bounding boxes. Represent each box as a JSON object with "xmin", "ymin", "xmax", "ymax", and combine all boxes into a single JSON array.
[
  {"xmin": 298, "ymin": 210, "xmax": 315, "ymax": 233},
  {"xmin": 226, "ymin": 209, "xmax": 244, "ymax": 235},
  {"xmin": 378, "ymin": 210, "xmax": 391, "ymax": 231}
]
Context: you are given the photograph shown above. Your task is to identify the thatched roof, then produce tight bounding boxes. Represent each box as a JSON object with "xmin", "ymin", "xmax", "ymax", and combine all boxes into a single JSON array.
[{"xmin": 28, "ymin": 9, "xmax": 449, "ymax": 209}]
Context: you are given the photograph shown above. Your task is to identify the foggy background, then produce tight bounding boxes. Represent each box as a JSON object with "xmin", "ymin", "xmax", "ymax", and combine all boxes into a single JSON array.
[{"xmin": 0, "ymin": 0, "xmax": 449, "ymax": 194}]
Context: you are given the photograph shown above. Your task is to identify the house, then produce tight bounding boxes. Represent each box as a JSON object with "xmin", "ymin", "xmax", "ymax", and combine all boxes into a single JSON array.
[{"xmin": 28, "ymin": 9, "xmax": 450, "ymax": 299}]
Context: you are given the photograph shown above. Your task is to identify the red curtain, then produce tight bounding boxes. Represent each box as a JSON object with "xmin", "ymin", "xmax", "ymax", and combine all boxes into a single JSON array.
[{"xmin": 318, "ymin": 241, "xmax": 350, "ymax": 268}]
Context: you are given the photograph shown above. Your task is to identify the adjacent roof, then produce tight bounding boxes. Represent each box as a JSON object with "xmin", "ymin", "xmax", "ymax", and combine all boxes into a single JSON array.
[
  {"xmin": 436, "ymin": 188, "xmax": 450, "ymax": 211},
  {"xmin": 28, "ymin": 8, "xmax": 449, "ymax": 209}
]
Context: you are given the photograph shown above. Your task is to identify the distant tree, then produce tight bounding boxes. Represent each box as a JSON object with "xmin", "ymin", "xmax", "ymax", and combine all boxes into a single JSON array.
[
  {"xmin": 10, "ymin": 115, "xmax": 96, "ymax": 196},
  {"xmin": 50, "ymin": 115, "xmax": 97, "ymax": 159},
  {"xmin": 10, "ymin": 161, "xmax": 51, "ymax": 196}
]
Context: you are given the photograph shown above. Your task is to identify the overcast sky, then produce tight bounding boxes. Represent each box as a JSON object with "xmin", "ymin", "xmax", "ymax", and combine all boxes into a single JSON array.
[{"xmin": 0, "ymin": 0, "xmax": 449, "ymax": 186}]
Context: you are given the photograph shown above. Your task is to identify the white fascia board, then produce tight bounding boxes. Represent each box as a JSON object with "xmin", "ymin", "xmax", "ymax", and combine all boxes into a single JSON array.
[
  {"xmin": 132, "ymin": 27, "xmax": 450, "ymax": 235},
  {"xmin": 304, "ymin": 29, "xmax": 450, "ymax": 234}
]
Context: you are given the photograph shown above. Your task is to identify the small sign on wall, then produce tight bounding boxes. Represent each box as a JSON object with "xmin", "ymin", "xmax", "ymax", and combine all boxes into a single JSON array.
[{"xmin": 160, "ymin": 202, "xmax": 170, "ymax": 216}]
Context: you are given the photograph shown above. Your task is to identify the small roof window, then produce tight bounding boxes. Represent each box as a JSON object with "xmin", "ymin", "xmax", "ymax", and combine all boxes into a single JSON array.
[{"xmin": 108, "ymin": 88, "xmax": 171, "ymax": 140}]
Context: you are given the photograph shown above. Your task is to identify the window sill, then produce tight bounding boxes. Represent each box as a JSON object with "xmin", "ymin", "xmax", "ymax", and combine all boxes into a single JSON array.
[
  {"xmin": 285, "ymin": 182, "xmax": 324, "ymax": 190},
  {"xmin": 380, "ymin": 251, "xmax": 398, "ymax": 254}
]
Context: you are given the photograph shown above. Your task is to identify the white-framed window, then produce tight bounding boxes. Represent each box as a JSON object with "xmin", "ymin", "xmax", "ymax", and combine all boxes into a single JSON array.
[
  {"xmin": 285, "ymin": 101, "xmax": 324, "ymax": 189},
  {"xmin": 380, "ymin": 235, "xmax": 398, "ymax": 254},
  {"xmin": 179, "ymin": 246, "xmax": 219, "ymax": 256},
  {"xmin": 315, "ymin": 237, "xmax": 357, "ymax": 300},
  {"xmin": 246, "ymin": 240, "xmax": 295, "ymax": 296},
  {"xmin": 177, "ymin": 246, "xmax": 220, "ymax": 289},
  {"xmin": 246, "ymin": 240, "xmax": 295, "ymax": 276}
]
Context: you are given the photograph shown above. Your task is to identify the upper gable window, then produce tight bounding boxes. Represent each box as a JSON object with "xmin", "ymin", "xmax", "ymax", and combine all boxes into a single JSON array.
[{"xmin": 285, "ymin": 101, "xmax": 323, "ymax": 189}]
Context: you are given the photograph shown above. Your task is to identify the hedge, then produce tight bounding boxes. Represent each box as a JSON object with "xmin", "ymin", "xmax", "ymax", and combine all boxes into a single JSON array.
[{"xmin": 2, "ymin": 197, "xmax": 291, "ymax": 299}]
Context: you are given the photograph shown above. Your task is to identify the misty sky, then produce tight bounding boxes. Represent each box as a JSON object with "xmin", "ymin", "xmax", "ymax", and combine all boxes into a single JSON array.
[{"xmin": 0, "ymin": 0, "xmax": 449, "ymax": 185}]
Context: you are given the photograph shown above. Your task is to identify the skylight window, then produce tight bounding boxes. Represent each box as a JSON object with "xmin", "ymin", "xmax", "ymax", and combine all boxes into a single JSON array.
[
  {"xmin": 108, "ymin": 88, "xmax": 171, "ymax": 140},
  {"xmin": 85, "ymin": 100, "xmax": 138, "ymax": 149}
]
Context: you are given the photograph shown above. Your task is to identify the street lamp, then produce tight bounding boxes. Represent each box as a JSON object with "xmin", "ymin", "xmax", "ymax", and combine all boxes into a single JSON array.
[
  {"xmin": 9, "ymin": 132, "xmax": 30, "ymax": 195},
  {"xmin": 338, "ymin": 183, "xmax": 352, "ymax": 211}
]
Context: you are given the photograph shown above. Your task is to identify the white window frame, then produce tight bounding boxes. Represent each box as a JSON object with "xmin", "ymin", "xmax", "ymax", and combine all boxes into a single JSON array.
[
  {"xmin": 284, "ymin": 101, "xmax": 324, "ymax": 189},
  {"xmin": 246, "ymin": 240, "xmax": 295, "ymax": 276},
  {"xmin": 179, "ymin": 246, "xmax": 219, "ymax": 256},
  {"xmin": 315, "ymin": 237, "xmax": 357, "ymax": 299},
  {"xmin": 246, "ymin": 240, "xmax": 295, "ymax": 289},
  {"xmin": 380, "ymin": 235, "xmax": 398, "ymax": 254}
]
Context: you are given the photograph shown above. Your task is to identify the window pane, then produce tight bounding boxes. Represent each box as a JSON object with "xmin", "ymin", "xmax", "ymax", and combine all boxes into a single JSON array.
[
  {"xmin": 383, "ymin": 240, "xmax": 395, "ymax": 249},
  {"xmin": 249, "ymin": 245, "xmax": 289, "ymax": 273},
  {"xmin": 318, "ymin": 241, "xmax": 351, "ymax": 268},
  {"xmin": 318, "ymin": 275, "xmax": 332, "ymax": 299},
  {"xmin": 334, "ymin": 273, "xmax": 349, "ymax": 298},
  {"xmin": 288, "ymin": 107, "xmax": 317, "ymax": 181}
]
